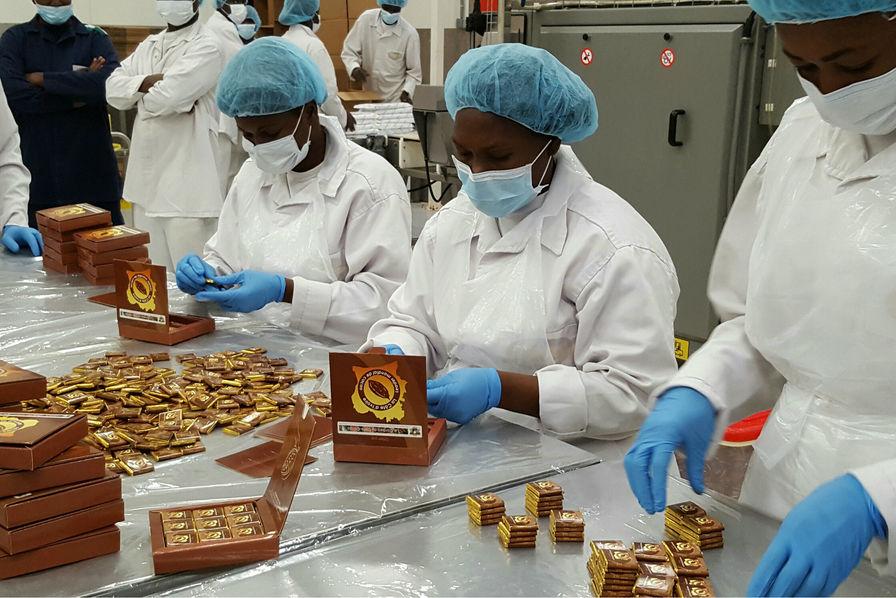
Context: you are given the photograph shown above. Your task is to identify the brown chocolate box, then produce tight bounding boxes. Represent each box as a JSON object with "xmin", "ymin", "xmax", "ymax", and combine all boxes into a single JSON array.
[
  {"xmin": 0, "ymin": 360, "xmax": 46, "ymax": 406},
  {"xmin": 44, "ymin": 244, "xmax": 79, "ymax": 266},
  {"xmin": 0, "ymin": 444, "xmax": 105, "ymax": 498},
  {"xmin": 0, "ymin": 413, "xmax": 88, "ymax": 470},
  {"xmin": 80, "ymin": 257, "xmax": 149, "ymax": 280},
  {"xmin": 0, "ymin": 498, "xmax": 124, "ymax": 554},
  {"xmin": 149, "ymin": 405, "xmax": 315, "ymax": 574},
  {"xmin": 0, "ymin": 471, "xmax": 121, "ymax": 527},
  {"xmin": 0, "ymin": 525, "xmax": 120, "ymax": 580},
  {"xmin": 42, "ymin": 255, "xmax": 82, "ymax": 275},
  {"xmin": 42, "ymin": 237, "xmax": 78, "ymax": 256},
  {"xmin": 35, "ymin": 204, "xmax": 112, "ymax": 233},
  {"xmin": 73, "ymin": 226, "xmax": 150, "ymax": 253},
  {"xmin": 77, "ymin": 244, "xmax": 148, "ymax": 266}
]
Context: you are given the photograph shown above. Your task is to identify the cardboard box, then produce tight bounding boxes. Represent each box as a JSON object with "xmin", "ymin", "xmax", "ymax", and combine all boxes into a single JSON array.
[
  {"xmin": 0, "ymin": 525, "xmax": 120, "ymax": 580},
  {"xmin": 0, "ymin": 444, "xmax": 105, "ymax": 498},
  {"xmin": 42, "ymin": 237, "xmax": 78, "ymax": 257},
  {"xmin": 318, "ymin": 19, "xmax": 349, "ymax": 56},
  {"xmin": 319, "ymin": 0, "xmax": 348, "ymax": 21},
  {"xmin": 149, "ymin": 405, "xmax": 315, "ymax": 574},
  {"xmin": 338, "ymin": 90, "xmax": 383, "ymax": 112},
  {"xmin": 0, "ymin": 471, "xmax": 121, "ymax": 528},
  {"xmin": 73, "ymin": 226, "xmax": 150, "ymax": 253},
  {"xmin": 44, "ymin": 244, "xmax": 79, "ymax": 266},
  {"xmin": 348, "ymin": 0, "xmax": 377, "ymax": 19},
  {"xmin": 43, "ymin": 255, "xmax": 81, "ymax": 275},
  {"xmin": 0, "ymin": 413, "xmax": 88, "ymax": 470},
  {"xmin": 0, "ymin": 498, "xmax": 124, "ymax": 554},
  {"xmin": 77, "ymin": 244, "xmax": 148, "ymax": 266},
  {"xmin": 80, "ymin": 257, "xmax": 149, "ymax": 281},
  {"xmin": 0, "ymin": 360, "xmax": 46, "ymax": 406},
  {"xmin": 35, "ymin": 204, "xmax": 112, "ymax": 233},
  {"xmin": 39, "ymin": 227, "xmax": 78, "ymax": 243}
]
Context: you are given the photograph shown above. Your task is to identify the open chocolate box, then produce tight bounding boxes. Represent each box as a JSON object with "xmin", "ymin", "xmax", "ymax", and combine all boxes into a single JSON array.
[
  {"xmin": 149, "ymin": 404, "xmax": 315, "ymax": 574},
  {"xmin": 0, "ymin": 413, "xmax": 88, "ymax": 470},
  {"xmin": 0, "ymin": 360, "xmax": 46, "ymax": 407}
]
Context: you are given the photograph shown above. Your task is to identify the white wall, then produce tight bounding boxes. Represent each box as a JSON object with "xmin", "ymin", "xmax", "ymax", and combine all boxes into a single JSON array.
[
  {"xmin": 402, "ymin": 0, "xmax": 460, "ymax": 85},
  {"xmin": 5, "ymin": 0, "xmax": 216, "ymax": 27}
]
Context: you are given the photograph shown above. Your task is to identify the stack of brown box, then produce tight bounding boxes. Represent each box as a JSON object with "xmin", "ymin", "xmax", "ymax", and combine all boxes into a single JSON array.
[
  {"xmin": 35, "ymin": 204, "xmax": 113, "ymax": 275},
  {"xmin": 0, "ymin": 360, "xmax": 46, "ymax": 412},
  {"xmin": 73, "ymin": 225, "xmax": 151, "ymax": 285},
  {"xmin": 0, "ymin": 412, "xmax": 123, "ymax": 579}
]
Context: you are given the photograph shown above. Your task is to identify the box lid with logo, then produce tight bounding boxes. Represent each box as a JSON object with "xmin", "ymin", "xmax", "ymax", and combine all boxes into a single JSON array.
[
  {"xmin": 35, "ymin": 203, "xmax": 112, "ymax": 233},
  {"xmin": 0, "ymin": 413, "xmax": 88, "ymax": 471},
  {"xmin": 0, "ymin": 360, "xmax": 46, "ymax": 406}
]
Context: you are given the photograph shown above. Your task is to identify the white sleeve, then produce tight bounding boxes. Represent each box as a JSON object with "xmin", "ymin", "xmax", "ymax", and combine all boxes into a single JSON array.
[
  {"xmin": 309, "ymin": 44, "xmax": 347, "ymax": 128},
  {"xmin": 402, "ymin": 29, "xmax": 422, "ymax": 98},
  {"xmin": 105, "ymin": 45, "xmax": 147, "ymax": 111},
  {"xmin": 0, "ymin": 81, "xmax": 29, "ymax": 229},
  {"xmin": 289, "ymin": 173, "xmax": 411, "ymax": 344},
  {"xmin": 852, "ymin": 459, "xmax": 896, "ymax": 576},
  {"xmin": 340, "ymin": 19, "xmax": 364, "ymax": 75},
  {"xmin": 142, "ymin": 39, "xmax": 222, "ymax": 117},
  {"xmin": 202, "ymin": 167, "xmax": 244, "ymax": 275},
  {"xmin": 536, "ymin": 246, "xmax": 680, "ymax": 440},
  {"xmin": 656, "ymin": 157, "xmax": 786, "ymax": 439}
]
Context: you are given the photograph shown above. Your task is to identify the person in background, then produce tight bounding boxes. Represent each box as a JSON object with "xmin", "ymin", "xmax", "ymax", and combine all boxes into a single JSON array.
[
  {"xmin": 0, "ymin": 81, "xmax": 42, "ymax": 256},
  {"xmin": 341, "ymin": 0, "xmax": 421, "ymax": 104},
  {"xmin": 106, "ymin": 0, "xmax": 224, "ymax": 270},
  {"xmin": 0, "ymin": 0, "xmax": 122, "ymax": 228},
  {"xmin": 280, "ymin": 0, "xmax": 350, "ymax": 130},
  {"xmin": 237, "ymin": 5, "xmax": 261, "ymax": 44},
  {"xmin": 623, "ymin": 1, "xmax": 896, "ymax": 595},
  {"xmin": 175, "ymin": 38, "xmax": 411, "ymax": 345},
  {"xmin": 365, "ymin": 44, "xmax": 679, "ymax": 440}
]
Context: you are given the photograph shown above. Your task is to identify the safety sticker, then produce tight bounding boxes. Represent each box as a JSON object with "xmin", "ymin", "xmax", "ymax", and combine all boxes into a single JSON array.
[
  {"xmin": 674, "ymin": 337, "xmax": 690, "ymax": 361},
  {"xmin": 581, "ymin": 47, "xmax": 594, "ymax": 66},
  {"xmin": 661, "ymin": 48, "xmax": 675, "ymax": 68}
]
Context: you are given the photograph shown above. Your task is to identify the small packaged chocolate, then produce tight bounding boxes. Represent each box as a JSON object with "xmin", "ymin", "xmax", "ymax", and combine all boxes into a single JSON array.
[
  {"xmin": 0, "ymin": 413, "xmax": 88, "ymax": 470},
  {"xmin": 149, "ymin": 405, "xmax": 315, "ymax": 574},
  {"xmin": 0, "ymin": 525, "xmax": 120, "ymax": 580},
  {"xmin": 0, "ymin": 360, "xmax": 46, "ymax": 406},
  {"xmin": 0, "ymin": 471, "xmax": 121, "ymax": 527},
  {"xmin": 0, "ymin": 444, "xmax": 105, "ymax": 497},
  {"xmin": 35, "ymin": 203, "xmax": 112, "ymax": 233}
]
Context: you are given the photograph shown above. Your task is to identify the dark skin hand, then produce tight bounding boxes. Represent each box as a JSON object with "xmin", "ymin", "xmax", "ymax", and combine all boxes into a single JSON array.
[
  {"xmin": 139, "ymin": 73, "xmax": 164, "ymax": 93},
  {"xmin": 235, "ymin": 102, "xmax": 328, "ymax": 305},
  {"xmin": 351, "ymin": 67, "xmax": 369, "ymax": 84},
  {"xmin": 345, "ymin": 111, "xmax": 356, "ymax": 131},
  {"xmin": 778, "ymin": 12, "xmax": 896, "ymax": 94},
  {"xmin": 399, "ymin": 91, "xmax": 412, "ymax": 104},
  {"xmin": 26, "ymin": 56, "xmax": 104, "ymax": 88}
]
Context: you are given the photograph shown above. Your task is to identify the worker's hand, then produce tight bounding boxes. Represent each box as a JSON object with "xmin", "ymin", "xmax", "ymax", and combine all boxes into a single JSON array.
[
  {"xmin": 2, "ymin": 225, "xmax": 43, "ymax": 256},
  {"xmin": 381, "ymin": 344, "xmax": 405, "ymax": 355},
  {"xmin": 139, "ymin": 73, "xmax": 164, "ymax": 93},
  {"xmin": 399, "ymin": 91, "xmax": 412, "ymax": 105},
  {"xmin": 25, "ymin": 72, "xmax": 44, "ymax": 88},
  {"xmin": 351, "ymin": 67, "xmax": 368, "ymax": 84},
  {"xmin": 623, "ymin": 386, "xmax": 716, "ymax": 514},
  {"xmin": 195, "ymin": 270, "xmax": 286, "ymax": 313},
  {"xmin": 345, "ymin": 111, "xmax": 356, "ymax": 132},
  {"xmin": 747, "ymin": 474, "xmax": 887, "ymax": 597},
  {"xmin": 175, "ymin": 253, "xmax": 216, "ymax": 295},
  {"xmin": 427, "ymin": 368, "xmax": 501, "ymax": 425},
  {"xmin": 88, "ymin": 57, "xmax": 106, "ymax": 72}
]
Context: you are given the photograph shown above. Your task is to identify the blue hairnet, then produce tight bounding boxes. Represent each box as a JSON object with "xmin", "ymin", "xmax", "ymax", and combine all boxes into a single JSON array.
[
  {"xmin": 747, "ymin": 0, "xmax": 896, "ymax": 22},
  {"xmin": 217, "ymin": 38, "xmax": 328, "ymax": 117},
  {"xmin": 246, "ymin": 5, "xmax": 261, "ymax": 27},
  {"xmin": 378, "ymin": 0, "xmax": 408, "ymax": 7},
  {"xmin": 279, "ymin": 0, "xmax": 319, "ymax": 26},
  {"xmin": 444, "ymin": 43, "xmax": 598, "ymax": 143}
]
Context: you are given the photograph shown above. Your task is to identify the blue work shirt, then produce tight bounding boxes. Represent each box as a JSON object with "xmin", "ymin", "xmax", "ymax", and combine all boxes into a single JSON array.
[{"xmin": 0, "ymin": 16, "xmax": 123, "ymax": 226}]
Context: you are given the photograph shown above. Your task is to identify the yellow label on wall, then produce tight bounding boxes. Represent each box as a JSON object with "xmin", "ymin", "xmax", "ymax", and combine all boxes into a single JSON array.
[{"xmin": 674, "ymin": 338, "xmax": 690, "ymax": 361}]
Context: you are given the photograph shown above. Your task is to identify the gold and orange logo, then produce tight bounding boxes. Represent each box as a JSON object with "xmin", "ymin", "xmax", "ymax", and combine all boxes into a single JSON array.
[
  {"xmin": 350, "ymin": 362, "xmax": 406, "ymax": 422},
  {"xmin": 88, "ymin": 227, "xmax": 124, "ymax": 240},
  {"xmin": 280, "ymin": 441, "xmax": 299, "ymax": 480},
  {"xmin": 0, "ymin": 416, "xmax": 38, "ymax": 438},
  {"xmin": 49, "ymin": 205, "xmax": 87, "ymax": 218},
  {"xmin": 126, "ymin": 268, "xmax": 157, "ymax": 312}
]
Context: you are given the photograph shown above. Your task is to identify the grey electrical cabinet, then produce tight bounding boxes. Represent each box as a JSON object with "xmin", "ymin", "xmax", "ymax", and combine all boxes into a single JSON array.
[{"xmin": 529, "ymin": 4, "xmax": 787, "ymax": 347}]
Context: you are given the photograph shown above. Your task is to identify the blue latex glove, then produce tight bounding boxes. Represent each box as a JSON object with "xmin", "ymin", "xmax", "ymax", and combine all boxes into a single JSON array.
[
  {"xmin": 2, "ymin": 225, "xmax": 43, "ymax": 256},
  {"xmin": 381, "ymin": 344, "xmax": 405, "ymax": 355},
  {"xmin": 194, "ymin": 270, "xmax": 285, "ymax": 312},
  {"xmin": 426, "ymin": 367, "xmax": 501, "ymax": 425},
  {"xmin": 748, "ymin": 474, "xmax": 888, "ymax": 597},
  {"xmin": 175, "ymin": 254, "xmax": 216, "ymax": 294},
  {"xmin": 623, "ymin": 386, "xmax": 716, "ymax": 514}
]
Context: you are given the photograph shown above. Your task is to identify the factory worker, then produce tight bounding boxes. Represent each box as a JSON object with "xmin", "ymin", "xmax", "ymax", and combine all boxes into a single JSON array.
[
  {"xmin": 365, "ymin": 44, "xmax": 679, "ymax": 439},
  {"xmin": 624, "ymin": 1, "xmax": 896, "ymax": 595},
  {"xmin": 341, "ymin": 0, "xmax": 421, "ymax": 104},
  {"xmin": 0, "ymin": 81, "xmax": 41, "ymax": 256},
  {"xmin": 238, "ymin": 6, "xmax": 261, "ymax": 44},
  {"xmin": 175, "ymin": 38, "xmax": 411, "ymax": 345},
  {"xmin": 106, "ymin": 0, "xmax": 225, "ymax": 271},
  {"xmin": 281, "ymin": 0, "xmax": 350, "ymax": 129},
  {"xmin": 0, "ymin": 0, "xmax": 122, "ymax": 228}
]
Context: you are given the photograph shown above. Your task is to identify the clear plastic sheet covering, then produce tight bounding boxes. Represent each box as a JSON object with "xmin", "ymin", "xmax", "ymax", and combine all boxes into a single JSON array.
[
  {"xmin": 0, "ymin": 255, "xmax": 605, "ymax": 596},
  {"xmin": 162, "ymin": 461, "xmax": 896, "ymax": 598}
]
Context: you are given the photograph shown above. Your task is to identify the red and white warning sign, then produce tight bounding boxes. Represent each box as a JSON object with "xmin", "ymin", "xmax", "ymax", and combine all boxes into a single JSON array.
[
  {"xmin": 581, "ymin": 47, "xmax": 594, "ymax": 66},
  {"xmin": 660, "ymin": 48, "xmax": 675, "ymax": 68}
]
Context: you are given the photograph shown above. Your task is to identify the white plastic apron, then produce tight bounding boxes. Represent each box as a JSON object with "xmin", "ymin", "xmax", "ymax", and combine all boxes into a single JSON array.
[
  {"xmin": 740, "ymin": 127, "xmax": 896, "ymax": 525},
  {"xmin": 432, "ymin": 201, "xmax": 554, "ymax": 378}
]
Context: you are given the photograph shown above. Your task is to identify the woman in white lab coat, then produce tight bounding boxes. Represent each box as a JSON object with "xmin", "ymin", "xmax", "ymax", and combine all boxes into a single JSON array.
[
  {"xmin": 175, "ymin": 38, "xmax": 411, "ymax": 346},
  {"xmin": 624, "ymin": 1, "xmax": 896, "ymax": 595},
  {"xmin": 0, "ymin": 80, "xmax": 41, "ymax": 256},
  {"xmin": 105, "ymin": 0, "xmax": 224, "ymax": 270},
  {"xmin": 365, "ymin": 44, "xmax": 680, "ymax": 440}
]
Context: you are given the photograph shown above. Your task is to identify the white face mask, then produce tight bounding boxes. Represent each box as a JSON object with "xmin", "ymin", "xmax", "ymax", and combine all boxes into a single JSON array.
[
  {"xmin": 156, "ymin": 0, "xmax": 196, "ymax": 26},
  {"xmin": 311, "ymin": 15, "xmax": 321, "ymax": 33},
  {"xmin": 380, "ymin": 10, "xmax": 400, "ymax": 25},
  {"xmin": 799, "ymin": 66, "xmax": 896, "ymax": 135},
  {"xmin": 226, "ymin": 3, "xmax": 248, "ymax": 25},
  {"xmin": 237, "ymin": 23, "xmax": 256, "ymax": 40},
  {"xmin": 242, "ymin": 109, "xmax": 313, "ymax": 174}
]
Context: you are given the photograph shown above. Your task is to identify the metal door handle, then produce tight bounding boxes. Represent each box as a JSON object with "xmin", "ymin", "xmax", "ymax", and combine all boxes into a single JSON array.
[{"xmin": 668, "ymin": 109, "xmax": 686, "ymax": 147}]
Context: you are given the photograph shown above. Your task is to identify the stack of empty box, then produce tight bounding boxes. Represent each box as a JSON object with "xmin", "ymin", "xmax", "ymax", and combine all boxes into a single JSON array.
[
  {"xmin": 73, "ymin": 225, "xmax": 151, "ymax": 286},
  {"xmin": 36, "ymin": 204, "xmax": 112, "ymax": 275}
]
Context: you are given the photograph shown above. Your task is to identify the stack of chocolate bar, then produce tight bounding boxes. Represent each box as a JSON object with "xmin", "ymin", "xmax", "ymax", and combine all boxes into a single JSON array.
[
  {"xmin": 525, "ymin": 480, "xmax": 563, "ymax": 517},
  {"xmin": 631, "ymin": 542, "xmax": 677, "ymax": 598},
  {"xmin": 466, "ymin": 492, "xmax": 505, "ymax": 526},
  {"xmin": 496, "ymin": 514, "xmax": 538, "ymax": 549},
  {"xmin": 587, "ymin": 541, "xmax": 639, "ymax": 597},
  {"xmin": 664, "ymin": 502, "xmax": 724, "ymax": 550},
  {"xmin": 663, "ymin": 541, "xmax": 715, "ymax": 596},
  {"xmin": 549, "ymin": 509, "xmax": 585, "ymax": 543},
  {"xmin": 73, "ymin": 225, "xmax": 150, "ymax": 286},
  {"xmin": 35, "ymin": 203, "xmax": 112, "ymax": 275},
  {"xmin": 0, "ymin": 412, "xmax": 123, "ymax": 579}
]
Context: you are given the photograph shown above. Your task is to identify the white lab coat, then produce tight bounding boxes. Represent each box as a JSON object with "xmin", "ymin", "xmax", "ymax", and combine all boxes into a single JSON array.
[
  {"xmin": 366, "ymin": 148, "xmax": 680, "ymax": 440},
  {"xmin": 282, "ymin": 24, "xmax": 348, "ymax": 128},
  {"xmin": 203, "ymin": 115, "xmax": 411, "ymax": 345},
  {"xmin": 106, "ymin": 21, "xmax": 224, "ymax": 218},
  {"xmin": 340, "ymin": 9, "xmax": 421, "ymax": 103},
  {"xmin": 660, "ymin": 98, "xmax": 896, "ymax": 574},
  {"xmin": 0, "ymin": 81, "xmax": 29, "ymax": 229}
]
